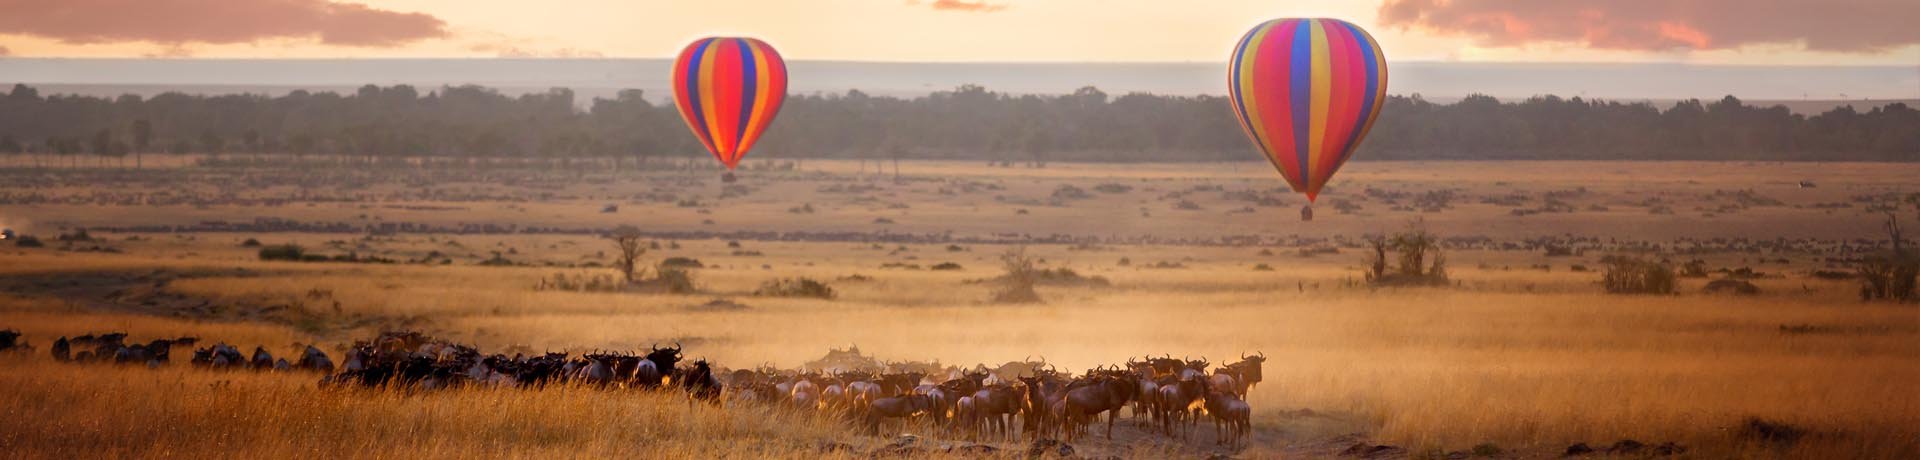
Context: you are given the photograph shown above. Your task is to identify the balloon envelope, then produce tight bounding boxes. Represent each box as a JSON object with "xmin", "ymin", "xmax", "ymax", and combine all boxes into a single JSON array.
[
  {"xmin": 1227, "ymin": 18, "xmax": 1387, "ymax": 202},
  {"xmin": 672, "ymin": 37, "xmax": 788, "ymax": 170}
]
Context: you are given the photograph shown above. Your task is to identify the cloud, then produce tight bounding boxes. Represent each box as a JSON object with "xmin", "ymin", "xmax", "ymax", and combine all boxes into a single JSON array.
[
  {"xmin": 1378, "ymin": 0, "xmax": 1920, "ymax": 52},
  {"xmin": 0, "ymin": 0, "xmax": 447, "ymax": 47},
  {"xmin": 912, "ymin": 0, "xmax": 1009, "ymax": 13}
]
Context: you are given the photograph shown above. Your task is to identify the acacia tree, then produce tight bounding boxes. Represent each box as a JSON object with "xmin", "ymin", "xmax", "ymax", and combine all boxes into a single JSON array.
[{"xmin": 608, "ymin": 225, "xmax": 646, "ymax": 283}]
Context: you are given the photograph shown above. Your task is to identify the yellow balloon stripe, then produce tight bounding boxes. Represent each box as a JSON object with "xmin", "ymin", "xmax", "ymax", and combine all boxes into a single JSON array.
[
  {"xmin": 698, "ymin": 39, "xmax": 727, "ymax": 156},
  {"xmin": 1306, "ymin": 20, "xmax": 1331, "ymax": 193}
]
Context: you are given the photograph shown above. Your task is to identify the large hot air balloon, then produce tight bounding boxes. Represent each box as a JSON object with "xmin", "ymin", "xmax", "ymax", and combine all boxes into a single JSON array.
[
  {"xmin": 1227, "ymin": 18, "xmax": 1387, "ymax": 220},
  {"xmin": 672, "ymin": 37, "xmax": 788, "ymax": 183}
]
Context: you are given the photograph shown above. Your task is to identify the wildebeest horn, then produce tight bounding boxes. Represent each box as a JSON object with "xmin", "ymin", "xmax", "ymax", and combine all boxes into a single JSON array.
[
  {"xmin": 673, "ymin": 342, "xmax": 682, "ymax": 351},
  {"xmin": 1258, "ymin": 350, "xmax": 1265, "ymax": 359},
  {"xmin": 1242, "ymin": 352, "xmax": 1248, "ymax": 360}
]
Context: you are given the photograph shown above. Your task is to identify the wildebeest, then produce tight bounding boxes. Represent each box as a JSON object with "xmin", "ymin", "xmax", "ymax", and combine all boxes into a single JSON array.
[
  {"xmin": 0, "ymin": 329, "xmax": 26, "ymax": 353},
  {"xmin": 1204, "ymin": 387, "xmax": 1252, "ymax": 447},
  {"xmin": 50, "ymin": 336, "xmax": 70, "ymax": 361},
  {"xmin": 1218, "ymin": 352, "xmax": 1267, "ymax": 397},
  {"xmin": 970, "ymin": 384, "xmax": 1025, "ymax": 441},
  {"xmin": 682, "ymin": 359, "xmax": 723, "ymax": 405},
  {"xmin": 250, "ymin": 347, "xmax": 277, "ymax": 370},
  {"xmin": 1061, "ymin": 369, "xmax": 1137, "ymax": 442},
  {"xmin": 295, "ymin": 345, "xmax": 335, "ymax": 373},
  {"xmin": 632, "ymin": 343, "xmax": 684, "ymax": 389},
  {"xmin": 865, "ymin": 393, "xmax": 934, "ymax": 435}
]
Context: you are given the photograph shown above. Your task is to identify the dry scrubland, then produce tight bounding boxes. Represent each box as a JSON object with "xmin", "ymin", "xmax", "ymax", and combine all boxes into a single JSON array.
[{"xmin": 1, "ymin": 160, "xmax": 1917, "ymax": 459}]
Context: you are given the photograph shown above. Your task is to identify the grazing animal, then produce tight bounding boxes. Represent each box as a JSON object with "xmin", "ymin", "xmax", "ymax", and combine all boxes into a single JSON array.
[
  {"xmin": 865, "ymin": 394, "xmax": 934, "ymax": 435},
  {"xmin": 1061, "ymin": 372, "xmax": 1137, "ymax": 442},
  {"xmin": 971, "ymin": 384, "xmax": 1025, "ymax": 442},
  {"xmin": 296, "ymin": 345, "xmax": 335, "ymax": 373},
  {"xmin": 250, "ymin": 347, "xmax": 276, "ymax": 370},
  {"xmin": 632, "ymin": 344, "xmax": 684, "ymax": 388},
  {"xmin": 0, "ymin": 329, "xmax": 25, "ymax": 353},
  {"xmin": 683, "ymin": 359, "xmax": 723, "ymax": 405},
  {"xmin": 1220, "ymin": 352, "xmax": 1267, "ymax": 397},
  {"xmin": 1205, "ymin": 389, "xmax": 1253, "ymax": 447},
  {"xmin": 51, "ymin": 337, "xmax": 71, "ymax": 362}
]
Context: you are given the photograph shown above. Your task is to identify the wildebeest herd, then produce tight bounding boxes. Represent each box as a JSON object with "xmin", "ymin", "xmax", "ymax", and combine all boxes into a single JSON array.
[{"xmin": 13, "ymin": 329, "xmax": 1264, "ymax": 448}]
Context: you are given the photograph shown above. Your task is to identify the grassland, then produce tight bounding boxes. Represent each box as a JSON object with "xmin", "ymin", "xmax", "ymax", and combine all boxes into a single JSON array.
[{"xmin": 1, "ymin": 160, "xmax": 1916, "ymax": 459}]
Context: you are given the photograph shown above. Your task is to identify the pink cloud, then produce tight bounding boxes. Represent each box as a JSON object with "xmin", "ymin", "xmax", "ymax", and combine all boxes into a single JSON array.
[
  {"xmin": 915, "ymin": 0, "xmax": 1009, "ymax": 13},
  {"xmin": 1379, "ymin": 0, "xmax": 1920, "ymax": 52},
  {"xmin": 0, "ymin": 0, "xmax": 447, "ymax": 47}
]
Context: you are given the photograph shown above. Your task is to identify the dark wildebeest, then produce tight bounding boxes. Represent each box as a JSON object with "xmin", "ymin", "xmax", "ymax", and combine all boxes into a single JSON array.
[
  {"xmin": 865, "ymin": 393, "xmax": 934, "ymax": 435},
  {"xmin": 51, "ymin": 337, "xmax": 71, "ymax": 362},
  {"xmin": 1205, "ymin": 387, "xmax": 1252, "ymax": 447},
  {"xmin": 682, "ymin": 359, "xmax": 723, "ymax": 405},
  {"xmin": 0, "ymin": 329, "xmax": 25, "ymax": 353},
  {"xmin": 250, "ymin": 347, "xmax": 276, "ymax": 370},
  {"xmin": 1219, "ymin": 352, "xmax": 1267, "ymax": 397},
  {"xmin": 970, "ymin": 384, "xmax": 1025, "ymax": 442},
  {"xmin": 1062, "ymin": 370, "xmax": 1137, "ymax": 442},
  {"xmin": 570, "ymin": 354, "xmax": 618, "ymax": 387},
  {"xmin": 632, "ymin": 343, "xmax": 684, "ymax": 389},
  {"xmin": 295, "ymin": 345, "xmax": 335, "ymax": 373},
  {"xmin": 1157, "ymin": 374, "xmax": 1209, "ymax": 439}
]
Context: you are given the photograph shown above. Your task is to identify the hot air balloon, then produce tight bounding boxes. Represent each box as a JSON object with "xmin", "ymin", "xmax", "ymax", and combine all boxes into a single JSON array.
[
  {"xmin": 1227, "ymin": 18, "xmax": 1387, "ymax": 221},
  {"xmin": 672, "ymin": 37, "xmax": 788, "ymax": 183}
]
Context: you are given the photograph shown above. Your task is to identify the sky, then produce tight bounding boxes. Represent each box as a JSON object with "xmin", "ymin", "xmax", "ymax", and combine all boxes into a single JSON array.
[{"xmin": 0, "ymin": 0, "xmax": 1917, "ymax": 65}]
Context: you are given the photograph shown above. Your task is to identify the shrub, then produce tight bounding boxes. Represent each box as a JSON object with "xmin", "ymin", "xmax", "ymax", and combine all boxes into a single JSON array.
[
  {"xmin": 654, "ymin": 265, "xmax": 699, "ymax": 294},
  {"xmin": 659, "ymin": 257, "xmax": 705, "ymax": 268},
  {"xmin": 754, "ymin": 278, "xmax": 836, "ymax": 299},
  {"xmin": 1601, "ymin": 256, "xmax": 1677, "ymax": 294},
  {"xmin": 258, "ymin": 244, "xmax": 306, "ymax": 261},
  {"xmin": 991, "ymin": 247, "xmax": 1043, "ymax": 304},
  {"xmin": 930, "ymin": 262, "xmax": 963, "ymax": 270},
  {"xmin": 13, "ymin": 235, "xmax": 44, "ymax": 248},
  {"xmin": 240, "ymin": 238, "xmax": 262, "ymax": 247},
  {"xmin": 1364, "ymin": 220, "xmax": 1449, "ymax": 286}
]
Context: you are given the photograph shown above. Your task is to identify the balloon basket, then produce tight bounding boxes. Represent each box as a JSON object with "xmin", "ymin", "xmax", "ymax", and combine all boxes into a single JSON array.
[
  {"xmin": 1300, "ymin": 204, "xmax": 1314, "ymax": 222},
  {"xmin": 721, "ymin": 172, "xmax": 738, "ymax": 183}
]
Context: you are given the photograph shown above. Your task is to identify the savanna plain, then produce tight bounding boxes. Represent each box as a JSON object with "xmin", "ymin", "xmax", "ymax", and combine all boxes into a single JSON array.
[{"xmin": 0, "ymin": 160, "xmax": 1915, "ymax": 459}]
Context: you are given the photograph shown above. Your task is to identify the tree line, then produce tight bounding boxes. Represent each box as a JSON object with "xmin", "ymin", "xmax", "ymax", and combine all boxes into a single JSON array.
[{"xmin": 0, "ymin": 83, "xmax": 1914, "ymax": 167}]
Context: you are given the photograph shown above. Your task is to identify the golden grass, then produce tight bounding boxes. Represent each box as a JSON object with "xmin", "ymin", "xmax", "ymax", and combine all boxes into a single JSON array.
[
  {"xmin": 5, "ymin": 246, "xmax": 1916, "ymax": 458},
  {"xmin": 3, "ymin": 160, "xmax": 1918, "ymax": 457},
  {"xmin": 0, "ymin": 356, "xmax": 855, "ymax": 459}
]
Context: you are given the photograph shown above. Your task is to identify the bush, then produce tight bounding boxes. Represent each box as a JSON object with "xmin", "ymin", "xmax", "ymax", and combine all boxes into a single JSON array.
[
  {"xmin": 659, "ymin": 257, "xmax": 705, "ymax": 268},
  {"xmin": 991, "ymin": 247, "xmax": 1043, "ymax": 304},
  {"xmin": 258, "ymin": 244, "xmax": 306, "ymax": 261},
  {"xmin": 1364, "ymin": 220, "xmax": 1449, "ymax": 286},
  {"xmin": 240, "ymin": 238, "xmax": 262, "ymax": 247},
  {"xmin": 754, "ymin": 278, "xmax": 836, "ymax": 299},
  {"xmin": 1602, "ymin": 256, "xmax": 1677, "ymax": 294},
  {"xmin": 13, "ymin": 235, "xmax": 43, "ymax": 248},
  {"xmin": 930, "ymin": 262, "xmax": 963, "ymax": 270},
  {"xmin": 654, "ymin": 265, "xmax": 699, "ymax": 294}
]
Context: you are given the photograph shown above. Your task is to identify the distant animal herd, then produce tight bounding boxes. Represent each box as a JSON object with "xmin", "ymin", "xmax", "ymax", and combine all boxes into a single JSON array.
[{"xmin": 1, "ymin": 329, "xmax": 1263, "ymax": 447}]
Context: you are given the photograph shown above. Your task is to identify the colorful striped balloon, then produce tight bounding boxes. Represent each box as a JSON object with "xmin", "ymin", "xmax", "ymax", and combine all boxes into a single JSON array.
[
  {"xmin": 1227, "ymin": 18, "xmax": 1387, "ymax": 203},
  {"xmin": 672, "ymin": 37, "xmax": 788, "ymax": 171}
]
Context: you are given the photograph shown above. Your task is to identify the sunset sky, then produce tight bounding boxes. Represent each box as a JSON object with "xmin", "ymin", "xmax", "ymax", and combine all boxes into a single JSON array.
[{"xmin": 1, "ymin": 0, "xmax": 1917, "ymax": 65}]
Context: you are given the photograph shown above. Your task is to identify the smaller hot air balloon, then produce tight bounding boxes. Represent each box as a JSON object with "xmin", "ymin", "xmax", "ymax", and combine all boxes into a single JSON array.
[
  {"xmin": 672, "ymin": 37, "xmax": 788, "ymax": 183},
  {"xmin": 1227, "ymin": 18, "xmax": 1388, "ymax": 220}
]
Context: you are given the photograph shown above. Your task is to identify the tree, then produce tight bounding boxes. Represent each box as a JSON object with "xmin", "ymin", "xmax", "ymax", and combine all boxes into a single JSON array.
[
  {"xmin": 200, "ymin": 130, "xmax": 224, "ymax": 157},
  {"xmin": 131, "ymin": 119, "xmax": 151, "ymax": 169},
  {"xmin": 91, "ymin": 129, "xmax": 112, "ymax": 167},
  {"xmin": 0, "ymin": 135, "xmax": 21, "ymax": 166},
  {"xmin": 608, "ymin": 225, "xmax": 646, "ymax": 283}
]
